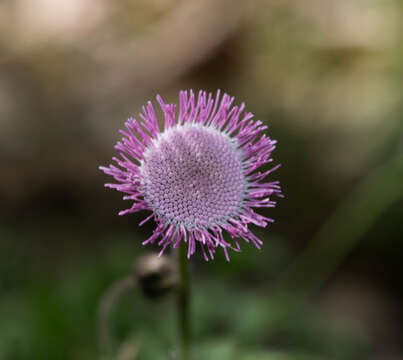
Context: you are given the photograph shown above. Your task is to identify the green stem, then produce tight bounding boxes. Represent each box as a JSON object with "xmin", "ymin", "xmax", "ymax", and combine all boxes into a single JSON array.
[
  {"xmin": 177, "ymin": 244, "xmax": 191, "ymax": 360},
  {"xmin": 265, "ymin": 154, "xmax": 403, "ymax": 332},
  {"xmin": 280, "ymin": 154, "xmax": 403, "ymax": 295},
  {"xmin": 97, "ymin": 276, "xmax": 135, "ymax": 360}
]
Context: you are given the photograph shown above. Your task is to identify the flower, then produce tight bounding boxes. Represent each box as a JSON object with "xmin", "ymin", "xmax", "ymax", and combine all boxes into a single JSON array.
[{"xmin": 100, "ymin": 90, "xmax": 282, "ymax": 261}]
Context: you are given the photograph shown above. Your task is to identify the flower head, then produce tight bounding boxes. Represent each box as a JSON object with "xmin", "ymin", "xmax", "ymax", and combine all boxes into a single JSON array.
[{"xmin": 100, "ymin": 90, "xmax": 282, "ymax": 261}]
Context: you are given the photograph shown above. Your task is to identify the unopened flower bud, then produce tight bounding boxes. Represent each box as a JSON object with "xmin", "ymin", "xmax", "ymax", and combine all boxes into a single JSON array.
[{"xmin": 135, "ymin": 254, "xmax": 177, "ymax": 299}]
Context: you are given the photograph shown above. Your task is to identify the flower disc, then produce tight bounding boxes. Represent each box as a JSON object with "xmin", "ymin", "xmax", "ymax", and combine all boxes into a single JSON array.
[{"xmin": 140, "ymin": 124, "xmax": 245, "ymax": 229}]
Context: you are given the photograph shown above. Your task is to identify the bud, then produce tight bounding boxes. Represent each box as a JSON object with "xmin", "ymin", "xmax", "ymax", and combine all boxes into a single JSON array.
[{"xmin": 134, "ymin": 254, "xmax": 177, "ymax": 299}]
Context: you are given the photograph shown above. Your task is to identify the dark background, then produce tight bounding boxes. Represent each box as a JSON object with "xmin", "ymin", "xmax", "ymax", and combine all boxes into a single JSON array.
[{"xmin": 1, "ymin": 1, "xmax": 403, "ymax": 359}]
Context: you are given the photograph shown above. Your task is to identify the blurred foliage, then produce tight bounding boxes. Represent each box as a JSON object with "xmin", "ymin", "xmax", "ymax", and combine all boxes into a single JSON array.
[{"xmin": 0, "ymin": 219, "xmax": 378, "ymax": 360}]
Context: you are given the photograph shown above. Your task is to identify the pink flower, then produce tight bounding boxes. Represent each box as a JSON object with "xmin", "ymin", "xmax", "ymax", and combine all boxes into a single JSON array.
[{"xmin": 100, "ymin": 90, "xmax": 282, "ymax": 261}]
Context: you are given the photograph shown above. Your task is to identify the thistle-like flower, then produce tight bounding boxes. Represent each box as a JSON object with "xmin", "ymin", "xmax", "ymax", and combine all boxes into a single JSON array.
[{"xmin": 100, "ymin": 90, "xmax": 282, "ymax": 261}]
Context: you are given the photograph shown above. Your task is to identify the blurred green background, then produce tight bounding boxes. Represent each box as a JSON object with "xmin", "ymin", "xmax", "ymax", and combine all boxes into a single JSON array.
[{"xmin": 1, "ymin": 0, "xmax": 403, "ymax": 359}]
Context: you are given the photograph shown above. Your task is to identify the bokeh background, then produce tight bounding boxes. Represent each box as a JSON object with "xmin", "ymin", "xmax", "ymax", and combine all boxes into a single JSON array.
[{"xmin": 1, "ymin": 0, "xmax": 403, "ymax": 359}]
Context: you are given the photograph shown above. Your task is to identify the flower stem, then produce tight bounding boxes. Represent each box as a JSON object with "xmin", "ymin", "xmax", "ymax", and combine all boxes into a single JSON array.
[
  {"xmin": 177, "ymin": 244, "xmax": 191, "ymax": 360},
  {"xmin": 264, "ymin": 153, "xmax": 403, "ymax": 334},
  {"xmin": 97, "ymin": 276, "xmax": 135, "ymax": 360}
]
